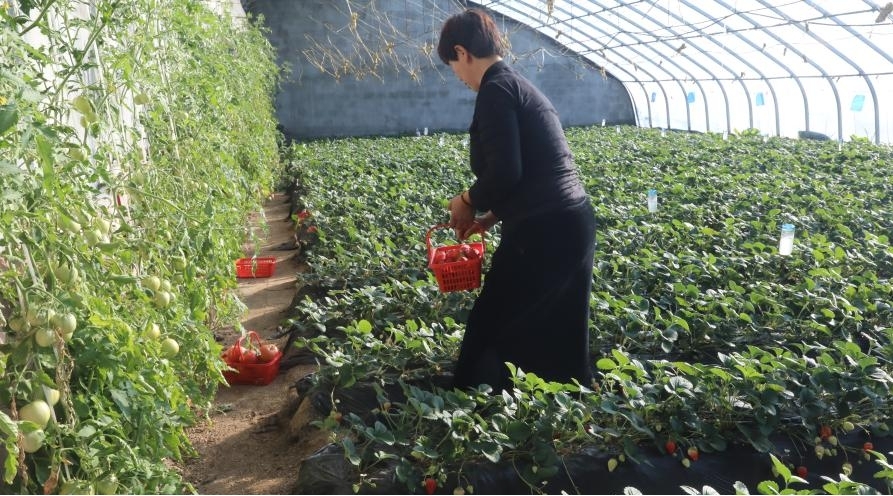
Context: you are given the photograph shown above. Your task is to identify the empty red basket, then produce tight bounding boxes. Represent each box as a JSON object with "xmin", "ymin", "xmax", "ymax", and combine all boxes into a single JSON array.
[
  {"xmin": 222, "ymin": 331, "xmax": 282, "ymax": 386},
  {"xmin": 426, "ymin": 223, "xmax": 486, "ymax": 293},
  {"xmin": 235, "ymin": 257, "xmax": 276, "ymax": 278}
]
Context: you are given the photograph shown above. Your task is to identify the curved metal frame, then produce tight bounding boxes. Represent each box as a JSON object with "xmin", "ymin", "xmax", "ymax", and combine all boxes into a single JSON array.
[
  {"xmin": 476, "ymin": 1, "xmax": 892, "ymax": 142},
  {"xmin": 486, "ymin": 2, "xmax": 655, "ymax": 126},
  {"xmin": 813, "ymin": 0, "xmax": 893, "ymax": 143},
  {"xmin": 539, "ymin": 1, "xmax": 675, "ymax": 128},
  {"xmin": 678, "ymin": 0, "xmax": 777, "ymax": 133},
  {"xmin": 586, "ymin": 0, "xmax": 707, "ymax": 132},
  {"xmin": 479, "ymin": 0, "xmax": 675, "ymax": 128},
  {"xmin": 732, "ymin": 0, "xmax": 841, "ymax": 141},
  {"xmin": 623, "ymin": 0, "xmax": 733, "ymax": 133}
]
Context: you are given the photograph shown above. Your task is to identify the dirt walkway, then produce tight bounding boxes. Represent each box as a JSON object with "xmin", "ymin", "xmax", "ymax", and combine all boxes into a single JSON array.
[{"xmin": 180, "ymin": 193, "xmax": 327, "ymax": 494}]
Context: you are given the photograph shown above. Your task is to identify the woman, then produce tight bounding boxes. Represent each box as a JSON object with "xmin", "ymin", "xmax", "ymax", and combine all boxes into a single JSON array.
[{"xmin": 438, "ymin": 9, "xmax": 597, "ymax": 392}]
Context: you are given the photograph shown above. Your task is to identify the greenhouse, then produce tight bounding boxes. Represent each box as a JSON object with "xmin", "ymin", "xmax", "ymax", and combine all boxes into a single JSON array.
[{"xmin": 2, "ymin": 0, "xmax": 892, "ymax": 495}]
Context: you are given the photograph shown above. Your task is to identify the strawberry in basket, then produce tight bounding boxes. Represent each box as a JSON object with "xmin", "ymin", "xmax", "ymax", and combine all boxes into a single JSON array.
[{"xmin": 426, "ymin": 224, "xmax": 486, "ymax": 293}]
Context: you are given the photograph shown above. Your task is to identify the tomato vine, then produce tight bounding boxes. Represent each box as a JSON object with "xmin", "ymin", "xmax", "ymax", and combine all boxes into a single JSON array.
[{"xmin": 0, "ymin": 0, "xmax": 282, "ymax": 492}]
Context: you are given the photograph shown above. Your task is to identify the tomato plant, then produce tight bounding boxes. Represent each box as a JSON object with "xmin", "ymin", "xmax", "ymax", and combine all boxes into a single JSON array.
[{"xmin": 0, "ymin": 0, "xmax": 281, "ymax": 491}]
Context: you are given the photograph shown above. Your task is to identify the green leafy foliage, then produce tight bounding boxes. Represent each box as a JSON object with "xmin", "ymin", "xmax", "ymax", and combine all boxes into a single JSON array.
[
  {"xmin": 0, "ymin": 0, "xmax": 281, "ymax": 492},
  {"xmin": 287, "ymin": 127, "xmax": 893, "ymax": 493}
]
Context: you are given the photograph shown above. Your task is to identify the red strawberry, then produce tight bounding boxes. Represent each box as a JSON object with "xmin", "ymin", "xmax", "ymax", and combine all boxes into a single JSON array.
[
  {"xmin": 665, "ymin": 440, "xmax": 677, "ymax": 455},
  {"xmin": 864, "ymin": 442, "xmax": 874, "ymax": 452},
  {"xmin": 796, "ymin": 466, "xmax": 808, "ymax": 478},
  {"xmin": 424, "ymin": 477, "xmax": 436, "ymax": 495},
  {"xmin": 819, "ymin": 425, "xmax": 832, "ymax": 440}
]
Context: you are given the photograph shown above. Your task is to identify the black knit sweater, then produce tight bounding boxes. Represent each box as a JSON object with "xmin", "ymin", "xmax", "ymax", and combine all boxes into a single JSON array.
[{"xmin": 466, "ymin": 61, "xmax": 587, "ymax": 225}]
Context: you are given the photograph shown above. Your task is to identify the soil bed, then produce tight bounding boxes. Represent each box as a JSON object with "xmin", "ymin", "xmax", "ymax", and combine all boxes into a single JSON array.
[{"xmin": 180, "ymin": 193, "xmax": 328, "ymax": 494}]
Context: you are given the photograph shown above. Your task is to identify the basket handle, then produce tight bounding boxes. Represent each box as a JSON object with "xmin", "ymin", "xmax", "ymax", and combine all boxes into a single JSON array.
[
  {"xmin": 425, "ymin": 223, "xmax": 487, "ymax": 256},
  {"xmin": 230, "ymin": 331, "xmax": 263, "ymax": 361}
]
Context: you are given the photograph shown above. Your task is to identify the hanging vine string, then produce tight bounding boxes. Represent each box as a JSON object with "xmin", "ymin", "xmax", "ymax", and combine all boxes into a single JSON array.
[{"xmin": 297, "ymin": 0, "xmax": 599, "ymax": 83}]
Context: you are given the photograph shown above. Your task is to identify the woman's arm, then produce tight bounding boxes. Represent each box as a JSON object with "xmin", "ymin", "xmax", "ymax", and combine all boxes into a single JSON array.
[{"xmin": 466, "ymin": 84, "xmax": 522, "ymax": 212}]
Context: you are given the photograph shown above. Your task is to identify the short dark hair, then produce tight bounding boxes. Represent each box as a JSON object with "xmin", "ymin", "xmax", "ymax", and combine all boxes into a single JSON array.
[{"xmin": 437, "ymin": 9, "xmax": 507, "ymax": 65}]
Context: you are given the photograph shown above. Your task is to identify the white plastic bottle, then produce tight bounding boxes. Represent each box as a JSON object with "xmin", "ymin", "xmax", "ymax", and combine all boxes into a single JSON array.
[
  {"xmin": 647, "ymin": 189, "xmax": 658, "ymax": 213},
  {"xmin": 778, "ymin": 224, "xmax": 795, "ymax": 256}
]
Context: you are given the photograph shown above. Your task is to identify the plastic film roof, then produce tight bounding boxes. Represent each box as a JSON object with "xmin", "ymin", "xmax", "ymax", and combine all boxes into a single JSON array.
[{"xmin": 476, "ymin": 0, "xmax": 893, "ymax": 143}]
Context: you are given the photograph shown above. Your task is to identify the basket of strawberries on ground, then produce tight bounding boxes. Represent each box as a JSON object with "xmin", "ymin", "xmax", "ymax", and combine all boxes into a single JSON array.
[{"xmin": 221, "ymin": 331, "xmax": 282, "ymax": 386}]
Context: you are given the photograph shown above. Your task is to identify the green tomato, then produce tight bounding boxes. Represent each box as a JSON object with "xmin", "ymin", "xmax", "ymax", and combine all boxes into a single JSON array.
[
  {"xmin": 172, "ymin": 257, "xmax": 187, "ymax": 271},
  {"xmin": 68, "ymin": 148, "xmax": 86, "ymax": 161},
  {"xmin": 35, "ymin": 328, "xmax": 56, "ymax": 347},
  {"xmin": 52, "ymin": 313, "xmax": 77, "ymax": 335},
  {"xmin": 60, "ymin": 480, "xmax": 94, "ymax": 495},
  {"xmin": 21, "ymin": 429, "xmax": 45, "ymax": 453},
  {"xmin": 9, "ymin": 317, "xmax": 29, "ymax": 333},
  {"xmin": 72, "ymin": 95, "xmax": 92, "ymax": 114},
  {"xmin": 20, "ymin": 400, "xmax": 52, "ymax": 428},
  {"xmin": 53, "ymin": 264, "xmax": 72, "ymax": 283},
  {"xmin": 85, "ymin": 229, "xmax": 103, "ymax": 246},
  {"xmin": 153, "ymin": 291, "xmax": 171, "ymax": 308},
  {"xmin": 143, "ymin": 322, "xmax": 161, "ymax": 340},
  {"xmin": 42, "ymin": 387, "xmax": 61, "ymax": 406},
  {"xmin": 96, "ymin": 476, "xmax": 118, "ymax": 495},
  {"xmin": 54, "ymin": 265, "xmax": 80, "ymax": 285},
  {"xmin": 160, "ymin": 338, "xmax": 179, "ymax": 357},
  {"xmin": 142, "ymin": 275, "xmax": 161, "ymax": 292},
  {"xmin": 27, "ymin": 307, "xmax": 55, "ymax": 327}
]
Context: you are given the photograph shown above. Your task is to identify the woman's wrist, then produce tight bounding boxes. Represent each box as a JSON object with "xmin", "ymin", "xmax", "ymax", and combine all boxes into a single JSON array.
[
  {"xmin": 475, "ymin": 212, "xmax": 497, "ymax": 230},
  {"xmin": 459, "ymin": 191, "xmax": 473, "ymax": 208}
]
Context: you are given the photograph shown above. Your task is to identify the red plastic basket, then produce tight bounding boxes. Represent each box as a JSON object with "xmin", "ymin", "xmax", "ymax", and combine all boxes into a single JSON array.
[
  {"xmin": 222, "ymin": 331, "xmax": 282, "ymax": 386},
  {"xmin": 235, "ymin": 257, "xmax": 276, "ymax": 278},
  {"xmin": 426, "ymin": 223, "xmax": 486, "ymax": 293}
]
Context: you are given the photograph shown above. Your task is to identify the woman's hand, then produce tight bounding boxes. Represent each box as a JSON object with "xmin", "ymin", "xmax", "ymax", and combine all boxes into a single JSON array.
[
  {"xmin": 459, "ymin": 211, "xmax": 498, "ymax": 240},
  {"xmin": 448, "ymin": 191, "xmax": 475, "ymax": 239}
]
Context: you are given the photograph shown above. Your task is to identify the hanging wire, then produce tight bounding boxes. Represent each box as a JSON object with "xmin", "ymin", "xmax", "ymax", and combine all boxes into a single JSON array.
[{"xmin": 295, "ymin": 0, "xmax": 893, "ymax": 83}]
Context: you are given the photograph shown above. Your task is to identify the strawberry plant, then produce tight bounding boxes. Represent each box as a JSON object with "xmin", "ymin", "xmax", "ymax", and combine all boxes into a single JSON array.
[{"xmin": 285, "ymin": 126, "xmax": 893, "ymax": 493}]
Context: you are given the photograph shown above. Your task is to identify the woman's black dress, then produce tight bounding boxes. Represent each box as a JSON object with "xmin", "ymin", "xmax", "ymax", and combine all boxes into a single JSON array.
[{"xmin": 452, "ymin": 61, "xmax": 597, "ymax": 391}]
